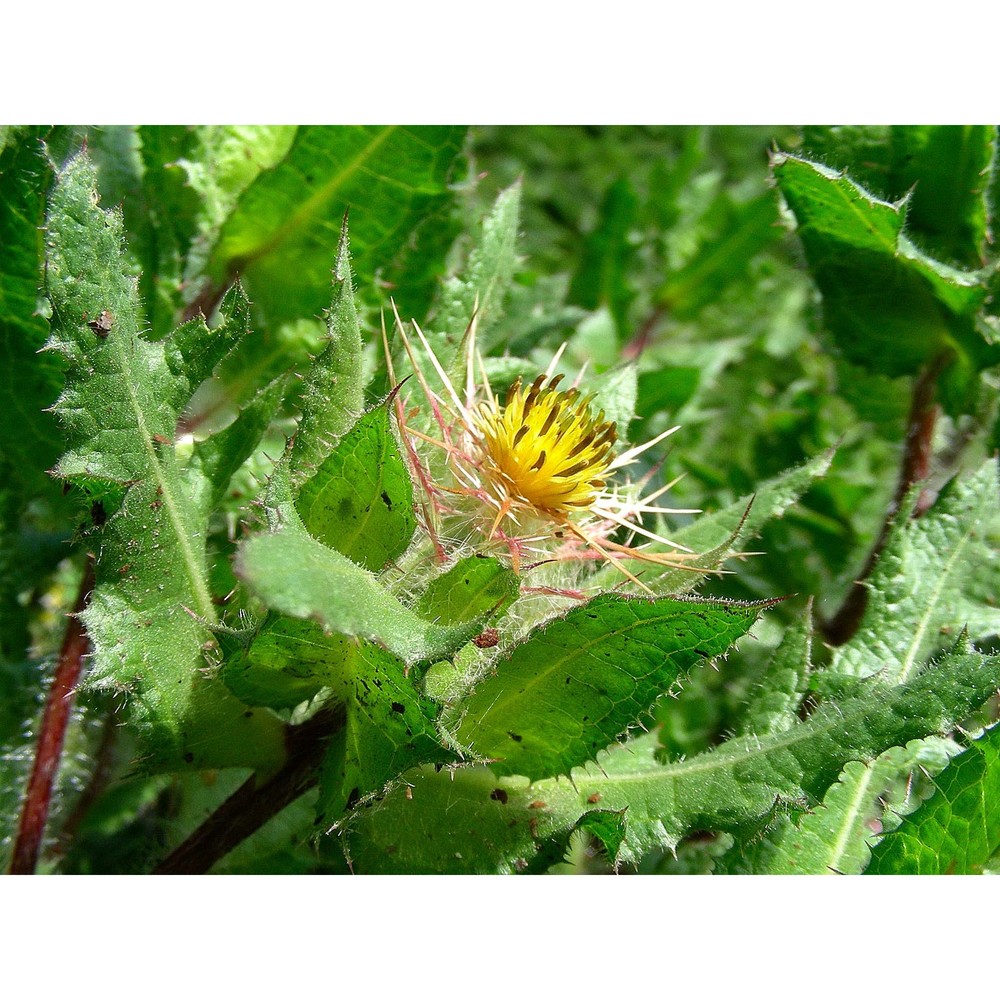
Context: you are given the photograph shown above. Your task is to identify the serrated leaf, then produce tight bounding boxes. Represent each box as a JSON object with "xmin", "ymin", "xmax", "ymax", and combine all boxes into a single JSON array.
[
  {"xmin": 830, "ymin": 459, "xmax": 1000, "ymax": 685},
  {"xmin": 801, "ymin": 125, "xmax": 995, "ymax": 268},
  {"xmin": 45, "ymin": 152, "xmax": 285, "ymax": 770},
  {"xmin": 289, "ymin": 215, "xmax": 364, "ymax": 480},
  {"xmin": 734, "ymin": 603, "xmax": 812, "ymax": 738},
  {"xmin": 521, "ymin": 806, "xmax": 628, "ymax": 874},
  {"xmin": 772, "ymin": 153, "xmax": 998, "ymax": 411},
  {"xmin": 165, "ymin": 282, "xmax": 256, "ymax": 417},
  {"xmin": 236, "ymin": 468, "xmax": 483, "ymax": 664},
  {"xmin": 866, "ymin": 722, "xmax": 1000, "ymax": 874},
  {"xmin": 595, "ymin": 362, "xmax": 638, "ymax": 440},
  {"xmin": 81, "ymin": 472, "xmax": 284, "ymax": 770},
  {"xmin": 205, "ymin": 126, "xmax": 467, "ymax": 326},
  {"xmin": 452, "ymin": 593, "xmax": 768, "ymax": 781},
  {"xmin": 740, "ymin": 738, "xmax": 957, "ymax": 875},
  {"xmin": 437, "ymin": 181, "xmax": 522, "ymax": 344},
  {"xmin": 341, "ymin": 647, "xmax": 1000, "ymax": 873},
  {"xmin": 295, "ymin": 405, "xmax": 415, "ymax": 572}
]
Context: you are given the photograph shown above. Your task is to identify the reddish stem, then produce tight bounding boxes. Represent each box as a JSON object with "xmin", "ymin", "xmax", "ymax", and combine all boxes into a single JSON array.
[
  {"xmin": 153, "ymin": 706, "xmax": 343, "ymax": 875},
  {"xmin": 622, "ymin": 304, "xmax": 667, "ymax": 360},
  {"xmin": 9, "ymin": 558, "xmax": 95, "ymax": 875},
  {"xmin": 822, "ymin": 356, "xmax": 947, "ymax": 646}
]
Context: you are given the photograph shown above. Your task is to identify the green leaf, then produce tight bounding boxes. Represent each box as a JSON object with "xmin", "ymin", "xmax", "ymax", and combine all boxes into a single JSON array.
[
  {"xmin": 734, "ymin": 603, "xmax": 812, "ymax": 739},
  {"xmin": 135, "ymin": 125, "xmax": 202, "ymax": 336},
  {"xmin": 223, "ymin": 614, "xmax": 348, "ymax": 710},
  {"xmin": 636, "ymin": 366, "xmax": 701, "ymax": 422},
  {"xmin": 740, "ymin": 738, "xmax": 956, "ymax": 875},
  {"xmin": 289, "ymin": 215, "xmax": 364, "ymax": 480},
  {"xmin": 595, "ymin": 361, "xmax": 638, "ymax": 441},
  {"xmin": 236, "ymin": 468, "xmax": 484, "ymax": 664},
  {"xmin": 866, "ymin": 722, "xmax": 1000, "ymax": 874},
  {"xmin": 45, "ymin": 153, "xmax": 285, "ymax": 770},
  {"xmin": 318, "ymin": 640, "xmax": 452, "ymax": 823},
  {"xmin": 295, "ymin": 406, "xmax": 415, "ymax": 572},
  {"xmin": 190, "ymin": 376, "xmax": 285, "ymax": 511},
  {"xmin": 165, "ymin": 282, "xmax": 257, "ymax": 416},
  {"xmin": 205, "ymin": 126, "xmax": 467, "ymax": 326},
  {"xmin": 415, "ymin": 555, "xmax": 520, "ymax": 626},
  {"xmin": 436, "ymin": 181, "xmax": 522, "ymax": 344},
  {"xmin": 452, "ymin": 593, "xmax": 769, "ymax": 781},
  {"xmin": 829, "ymin": 460, "xmax": 1000, "ymax": 685},
  {"xmin": 772, "ymin": 153, "xmax": 998, "ymax": 410},
  {"xmin": 341, "ymin": 646, "xmax": 1000, "ymax": 872},
  {"xmin": 801, "ymin": 125, "xmax": 995, "ymax": 268},
  {"xmin": 0, "ymin": 127, "xmax": 63, "ymax": 494},
  {"xmin": 569, "ymin": 178, "xmax": 639, "ymax": 337},
  {"xmin": 658, "ymin": 193, "xmax": 778, "ymax": 321},
  {"xmin": 47, "ymin": 158, "xmax": 171, "ymax": 487}
]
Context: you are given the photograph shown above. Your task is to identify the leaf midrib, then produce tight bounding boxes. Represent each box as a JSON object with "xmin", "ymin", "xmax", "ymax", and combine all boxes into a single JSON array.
[
  {"xmin": 220, "ymin": 126, "xmax": 398, "ymax": 270},
  {"xmin": 114, "ymin": 333, "xmax": 215, "ymax": 621}
]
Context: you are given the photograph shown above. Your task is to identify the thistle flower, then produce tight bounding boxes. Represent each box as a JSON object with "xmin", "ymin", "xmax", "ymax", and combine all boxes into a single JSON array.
[{"xmin": 384, "ymin": 307, "xmax": 700, "ymax": 593}]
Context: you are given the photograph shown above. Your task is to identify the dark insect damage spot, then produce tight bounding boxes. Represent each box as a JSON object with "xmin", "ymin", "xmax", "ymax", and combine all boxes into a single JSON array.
[
  {"xmin": 490, "ymin": 788, "xmax": 509, "ymax": 804},
  {"xmin": 473, "ymin": 628, "xmax": 500, "ymax": 649},
  {"xmin": 507, "ymin": 731, "xmax": 523, "ymax": 743},
  {"xmin": 390, "ymin": 701, "xmax": 405, "ymax": 714},
  {"xmin": 381, "ymin": 490, "xmax": 393, "ymax": 509},
  {"xmin": 87, "ymin": 309, "xmax": 114, "ymax": 338}
]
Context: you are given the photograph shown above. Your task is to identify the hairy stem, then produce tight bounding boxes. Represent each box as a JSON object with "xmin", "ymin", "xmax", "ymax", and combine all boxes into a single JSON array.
[
  {"xmin": 822, "ymin": 356, "xmax": 947, "ymax": 646},
  {"xmin": 153, "ymin": 707, "xmax": 343, "ymax": 875},
  {"xmin": 9, "ymin": 557, "xmax": 95, "ymax": 875}
]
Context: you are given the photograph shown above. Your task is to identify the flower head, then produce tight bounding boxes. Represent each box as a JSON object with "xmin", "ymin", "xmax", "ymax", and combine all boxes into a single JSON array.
[{"xmin": 384, "ymin": 306, "xmax": 700, "ymax": 593}]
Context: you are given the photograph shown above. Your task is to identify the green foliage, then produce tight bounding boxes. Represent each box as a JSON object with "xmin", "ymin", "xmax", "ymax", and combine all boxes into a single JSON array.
[
  {"xmin": 773, "ymin": 152, "xmax": 999, "ymax": 412},
  {"xmin": 828, "ymin": 460, "xmax": 1000, "ymax": 684},
  {"xmin": 235, "ymin": 465, "xmax": 482, "ymax": 664},
  {"xmin": 289, "ymin": 216, "xmax": 364, "ymax": 479},
  {"xmin": 436, "ymin": 181, "xmax": 522, "ymax": 344},
  {"xmin": 44, "ymin": 154, "xmax": 285, "ymax": 771},
  {"xmin": 452, "ymin": 594, "xmax": 769, "ymax": 781},
  {"xmin": 866, "ymin": 722, "xmax": 1000, "ymax": 874},
  {"xmin": 0, "ymin": 127, "xmax": 63, "ymax": 496},
  {"xmin": 295, "ymin": 407, "xmax": 415, "ymax": 572},
  {"xmin": 343, "ymin": 644, "xmax": 1000, "ymax": 873},
  {"xmin": 801, "ymin": 125, "xmax": 994, "ymax": 267},
  {"xmin": 205, "ymin": 126, "xmax": 467, "ymax": 326},
  {"xmin": 3, "ymin": 125, "xmax": 999, "ymax": 875}
]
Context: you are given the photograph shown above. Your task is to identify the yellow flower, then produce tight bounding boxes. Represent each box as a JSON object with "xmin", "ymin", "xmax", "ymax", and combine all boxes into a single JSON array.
[{"xmin": 384, "ymin": 306, "xmax": 700, "ymax": 592}]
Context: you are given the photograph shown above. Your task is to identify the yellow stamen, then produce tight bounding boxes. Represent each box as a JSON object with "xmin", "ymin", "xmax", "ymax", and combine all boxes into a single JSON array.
[{"xmin": 473, "ymin": 375, "xmax": 617, "ymax": 514}]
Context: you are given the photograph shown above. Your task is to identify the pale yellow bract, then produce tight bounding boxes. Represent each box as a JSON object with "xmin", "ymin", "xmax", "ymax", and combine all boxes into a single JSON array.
[{"xmin": 384, "ymin": 305, "xmax": 701, "ymax": 593}]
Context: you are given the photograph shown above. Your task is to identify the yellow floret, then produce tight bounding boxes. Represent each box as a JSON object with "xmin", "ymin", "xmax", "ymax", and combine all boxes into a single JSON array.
[{"xmin": 474, "ymin": 374, "xmax": 617, "ymax": 514}]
